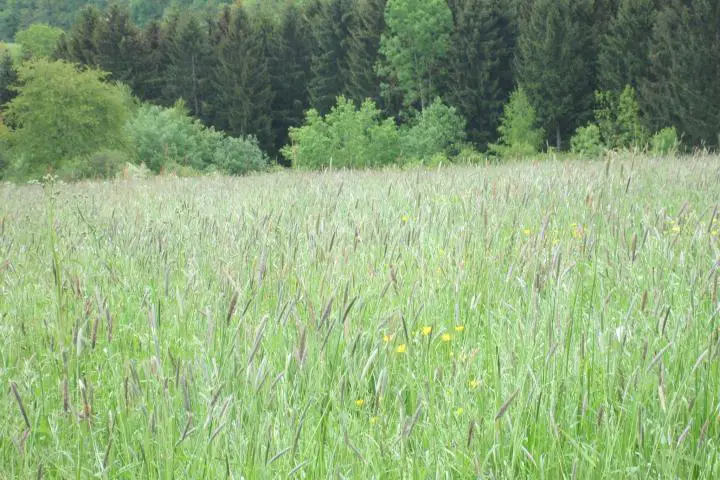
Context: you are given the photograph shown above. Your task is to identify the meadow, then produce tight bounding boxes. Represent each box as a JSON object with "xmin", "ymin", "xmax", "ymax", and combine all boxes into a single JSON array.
[{"xmin": 1, "ymin": 155, "xmax": 719, "ymax": 478}]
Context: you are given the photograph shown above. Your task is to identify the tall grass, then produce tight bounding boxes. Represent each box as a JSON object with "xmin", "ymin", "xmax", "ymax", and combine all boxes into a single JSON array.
[{"xmin": 1, "ymin": 155, "xmax": 719, "ymax": 478}]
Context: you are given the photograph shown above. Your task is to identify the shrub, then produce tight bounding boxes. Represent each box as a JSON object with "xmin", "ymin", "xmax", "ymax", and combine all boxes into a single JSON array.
[
  {"xmin": 454, "ymin": 147, "xmax": 486, "ymax": 165},
  {"xmin": 282, "ymin": 96, "xmax": 400, "ymax": 169},
  {"xmin": 650, "ymin": 127, "xmax": 679, "ymax": 156},
  {"xmin": 571, "ymin": 124, "xmax": 605, "ymax": 158},
  {"xmin": 3, "ymin": 59, "xmax": 132, "ymax": 178},
  {"xmin": 489, "ymin": 87, "xmax": 544, "ymax": 160},
  {"xmin": 594, "ymin": 85, "xmax": 646, "ymax": 150},
  {"xmin": 127, "ymin": 101, "xmax": 267, "ymax": 175},
  {"xmin": 57, "ymin": 149, "xmax": 129, "ymax": 181},
  {"xmin": 401, "ymin": 99, "xmax": 466, "ymax": 161}
]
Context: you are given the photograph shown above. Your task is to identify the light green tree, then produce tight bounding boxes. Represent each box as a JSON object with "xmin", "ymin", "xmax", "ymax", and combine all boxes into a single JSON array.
[
  {"xmin": 15, "ymin": 23, "xmax": 65, "ymax": 58},
  {"xmin": 282, "ymin": 96, "xmax": 400, "ymax": 169},
  {"xmin": 4, "ymin": 59, "xmax": 132, "ymax": 176},
  {"xmin": 489, "ymin": 87, "xmax": 545, "ymax": 160},
  {"xmin": 376, "ymin": 0, "xmax": 452, "ymax": 113}
]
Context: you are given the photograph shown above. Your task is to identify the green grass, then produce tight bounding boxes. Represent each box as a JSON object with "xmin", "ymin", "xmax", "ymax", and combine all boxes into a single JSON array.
[{"xmin": 1, "ymin": 155, "xmax": 719, "ymax": 478}]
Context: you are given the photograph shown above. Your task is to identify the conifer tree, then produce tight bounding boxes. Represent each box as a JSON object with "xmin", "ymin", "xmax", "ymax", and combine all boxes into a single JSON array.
[
  {"xmin": 643, "ymin": 0, "xmax": 720, "ymax": 147},
  {"xmin": 209, "ymin": 6, "xmax": 273, "ymax": 150},
  {"xmin": 516, "ymin": 0, "xmax": 597, "ymax": 149},
  {"xmin": 598, "ymin": 0, "xmax": 658, "ymax": 93},
  {"xmin": 446, "ymin": 0, "xmax": 516, "ymax": 149},
  {"xmin": 162, "ymin": 13, "xmax": 214, "ymax": 119}
]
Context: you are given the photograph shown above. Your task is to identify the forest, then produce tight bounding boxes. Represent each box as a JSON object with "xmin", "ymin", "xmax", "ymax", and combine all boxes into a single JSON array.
[{"xmin": 0, "ymin": 0, "xmax": 719, "ymax": 178}]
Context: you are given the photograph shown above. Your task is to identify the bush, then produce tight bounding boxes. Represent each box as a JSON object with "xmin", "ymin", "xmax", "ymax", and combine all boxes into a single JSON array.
[
  {"xmin": 650, "ymin": 127, "xmax": 679, "ymax": 156},
  {"xmin": 213, "ymin": 136, "xmax": 268, "ymax": 175},
  {"xmin": 127, "ymin": 101, "xmax": 267, "ymax": 175},
  {"xmin": 57, "ymin": 149, "xmax": 129, "ymax": 181},
  {"xmin": 489, "ymin": 87, "xmax": 544, "ymax": 160},
  {"xmin": 401, "ymin": 99, "xmax": 466, "ymax": 161},
  {"xmin": 3, "ymin": 59, "xmax": 132, "ymax": 178},
  {"xmin": 282, "ymin": 96, "xmax": 400, "ymax": 169},
  {"xmin": 595, "ymin": 85, "xmax": 646, "ymax": 150},
  {"xmin": 571, "ymin": 124, "xmax": 605, "ymax": 158},
  {"xmin": 454, "ymin": 147, "xmax": 486, "ymax": 165}
]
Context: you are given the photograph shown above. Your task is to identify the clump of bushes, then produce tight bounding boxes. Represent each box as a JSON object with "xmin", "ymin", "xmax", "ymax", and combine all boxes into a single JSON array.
[
  {"xmin": 570, "ymin": 124, "xmax": 605, "ymax": 158},
  {"xmin": 282, "ymin": 96, "xmax": 468, "ymax": 169},
  {"xmin": 401, "ymin": 99, "xmax": 466, "ymax": 162},
  {"xmin": 126, "ymin": 101, "xmax": 268, "ymax": 175},
  {"xmin": 650, "ymin": 127, "xmax": 680, "ymax": 156},
  {"xmin": 282, "ymin": 96, "xmax": 400, "ymax": 169}
]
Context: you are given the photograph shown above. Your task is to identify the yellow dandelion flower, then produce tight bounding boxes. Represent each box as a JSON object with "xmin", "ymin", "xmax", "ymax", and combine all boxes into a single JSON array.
[
  {"xmin": 401, "ymin": 215, "xmax": 409, "ymax": 223},
  {"xmin": 369, "ymin": 416, "xmax": 379, "ymax": 425},
  {"xmin": 454, "ymin": 325, "xmax": 465, "ymax": 333},
  {"xmin": 383, "ymin": 334, "xmax": 392, "ymax": 343},
  {"xmin": 469, "ymin": 379, "xmax": 480, "ymax": 390},
  {"xmin": 396, "ymin": 344, "xmax": 407, "ymax": 353},
  {"xmin": 421, "ymin": 326, "xmax": 433, "ymax": 336},
  {"xmin": 442, "ymin": 333, "xmax": 452, "ymax": 342},
  {"xmin": 523, "ymin": 228, "xmax": 532, "ymax": 236},
  {"xmin": 455, "ymin": 407, "xmax": 464, "ymax": 416},
  {"xmin": 355, "ymin": 399, "xmax": 365, "ymax": 407}
]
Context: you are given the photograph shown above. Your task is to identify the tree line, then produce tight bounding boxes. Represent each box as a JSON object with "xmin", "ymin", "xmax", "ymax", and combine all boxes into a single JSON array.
[{"xmin": 1, "ymin": 0, "xmax": 719, "ymax": 170}]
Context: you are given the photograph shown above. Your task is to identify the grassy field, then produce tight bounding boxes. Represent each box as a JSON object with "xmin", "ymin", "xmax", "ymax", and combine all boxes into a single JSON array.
[{"xmin": 1, "ymin": 156, "xmax": 719, "ymax": 478}]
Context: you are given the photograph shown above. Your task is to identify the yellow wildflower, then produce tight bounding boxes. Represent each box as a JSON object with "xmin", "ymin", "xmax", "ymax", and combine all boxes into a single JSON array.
[
  {"xmin": 369, "ymin": 416, "xmax": 378, "ymax": 425},
  {"xmin": 401, "ymin": 215, "xmax": 409, "ymax": 223},
  {"xmin": 355, "ymin": 399, "xmax": 365, "ymax": 407},
  {"xmin": 421, "ymin": 326, "xmax": 433, "ymax": 336},
  {"xmin": 523, "ymin": 228, "xmax": 532, "ymax": 236},
  {"xmin": 671, "ymin": 225, "xmax": 681, "ymax": 233},
  {"xmin": 442, "ymin": 333, "xmax": 452, "ymax": 342},
  {"xmin": 383, "ymin": 334, "xmax": 392, "ymax": 343},
  {"xmin": 454, "ymin": 325, "xmax": 465, "ymax": 333},
  {"xmin": 469, "ymin": 379, "xmax": 480, "ymax": 390},
  {"xmin": 455, "ymin": 407, "xmax": 464, "ymax": 416},
  {"xmin": 396, "ymin": 344, "xmax": 407, "ymax": 353}
]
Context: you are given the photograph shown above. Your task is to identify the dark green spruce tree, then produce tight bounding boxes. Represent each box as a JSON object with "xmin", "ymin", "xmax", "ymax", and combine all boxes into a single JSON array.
[
  {"xmin": 643, "ymin": 0, "xmax": 720, "ymax": 147},
  {"xmin": 162, "ymin": 13, "xmax": 215, "ymax": 120},
  {"xmin": 598, "ymin": 0, "xmax": 659, "ymax": 93},
  {"xmin": 56, "ymin": 6, "xmax": 103, "ymax": 66},
  {"xmin": 345, "ymin": 0, "xmax": 386, "ymax": 105},
  {"xmin": 306, "ymin": 0, "xmax": 354, "ymax": 114},
  {"xmin": 446, "ymin": 0, "xmax": 516, "ymax": 149},
  {"xmin": 0, "ymin": 53, "xmax": 18, "ymax": 107},
  {"xmin": 516, "ymin": 0, "xmax": 597, "ymax": 149},
  {"xmin": 269, "ymin": 3, "xmax": 314, "ymax": 159},
  {"xmin": 209, "ymin": 6, "xmax": 273, "ymax": 150},
  {"xmin": 96, "ymin": 4, "xmax": 146, "ymax": 89}
]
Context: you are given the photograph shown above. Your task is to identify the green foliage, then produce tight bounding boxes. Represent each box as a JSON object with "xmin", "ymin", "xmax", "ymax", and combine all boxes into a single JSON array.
[
  {"xmin": 401, "ymin": 99, "xmax": 466, "ymax": 161},
  {"xmin": 595, "ymin": 85, "xmax": 646, "ymax": 150},
  {"xmin": 446, "ymin": 0, "xmax": 516, "ymax": 150},
  {"xmin": 489, "ymin": 88, "xmax": 544, "ymax": 160},
  {"xmin": 282, "ymin": 96, "xmax": 400, "ymax": 169},
  {"xmin": 377, "ymin": 0, "xmax": 453, "ymax": 112},
  {"xmin": 650, "ymin": 127, "xmax": 679, "ymax": 156},
  {"xmin": 0, "ymin": 52, "xmax": 18, "ymax": 105},
  {"xmin": 643, "ymin": 0, "xmax": 720, "ymax": 147},
  {"xmin": 516, "ymin": 0, "xmax": 597, "ymax": 149},
  {"xmin": 210, "ymin": 6, "xmax": 273, "ymax": 152},
  {"xmin": 14, "ymin": 23, "xmax": 64, "ymax": 58},
  {"xmin": 126, "ymin": 101, "xmax": 267, "ymax": 175},
  {"xmin": 56, "ymin": 149, "xmax": 130, "ymax": 181},
  {"xmin": 3, "ymin": 59, "xmax": 132, "ymax": 178},
  {"xmin": 598, "ymin": 0, "xmax": 657, "ymax": 92},
  {"xmin": 570, "ymin": 124, "xmax": 605, "ymax": 158}
]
